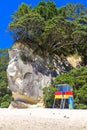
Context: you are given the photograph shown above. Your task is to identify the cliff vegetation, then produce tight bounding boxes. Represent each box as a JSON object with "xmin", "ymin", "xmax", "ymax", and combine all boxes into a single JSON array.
[
  {"xmin": 0, "ymin": 49, "xmax": 12, "ymax": 108},
  {"xmin": 0, "ymin": 1, "xmax": 87, "ymax": 108}
]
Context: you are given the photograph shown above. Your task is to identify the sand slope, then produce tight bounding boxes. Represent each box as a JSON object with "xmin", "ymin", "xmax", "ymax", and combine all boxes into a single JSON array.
[{"xmin": 0, "ymin": 108, "xmax": 87, "ymax": 130}]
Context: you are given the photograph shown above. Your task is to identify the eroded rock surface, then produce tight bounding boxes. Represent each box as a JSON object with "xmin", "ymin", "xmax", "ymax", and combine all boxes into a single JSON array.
[
  {"xmin": 7, "ymin": 48, "xmax": 55, "ymax": 100},
  {"xmin": 7, "ymin": 44, "xmax": 72, "ymax": 102}
]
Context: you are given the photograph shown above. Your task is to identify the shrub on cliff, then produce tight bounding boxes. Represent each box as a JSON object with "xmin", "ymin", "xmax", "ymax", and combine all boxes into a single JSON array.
[{"xmin": 43, "ymin": 66, "xmax": 87, "ymax": 109}]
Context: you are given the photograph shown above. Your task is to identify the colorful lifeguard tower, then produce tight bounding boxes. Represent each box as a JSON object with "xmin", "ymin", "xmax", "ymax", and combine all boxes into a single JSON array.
[{"xmin": 53, "ymin": 84, "xmax": 74, "ymax": 109}]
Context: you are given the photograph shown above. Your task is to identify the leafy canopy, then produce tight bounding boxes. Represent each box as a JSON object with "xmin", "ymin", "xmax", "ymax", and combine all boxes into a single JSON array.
[{"xmin": 8, "ymin": 2, "xmax": 87, "ymax": 64}]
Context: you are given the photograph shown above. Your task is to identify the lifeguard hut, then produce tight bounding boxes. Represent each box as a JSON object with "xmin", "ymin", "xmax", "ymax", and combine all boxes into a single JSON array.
[{"xmin": 53, "ymin": 84, "xmax": 74, "ymax": 109}]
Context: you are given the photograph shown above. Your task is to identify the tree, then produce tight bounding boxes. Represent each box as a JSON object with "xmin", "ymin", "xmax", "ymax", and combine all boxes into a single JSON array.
[
  {"xmin": 9, "ymin": 7, "xmax": 45, "ymax": 45},
  {"xmin": 8, "ymin": 2, "xmax": 87, "ymax": 64},
  {"xmin": 71, "ymin": 15, "xmax": 87, "ymax": 64},
  {"xmin": 43, "ymin": 66, "xmax": 87, "ymax": 109},
  {"xmin": 58, "ymin": 3, "xmax": 87, "ymax": 19},
  {"xmin": 11, "ymin": 3, "xmax": 31, "ymax": 19},
  {"xmin": 0, "ymin": 49, "xmax": 12, "ymax": 108},
  {"xmin": 34, "ymin": 1, "xmax": 58, "ymax": 20},
  {"xmin": 41, "ymin": 16, "xmax": 77, "ymax": 58}
]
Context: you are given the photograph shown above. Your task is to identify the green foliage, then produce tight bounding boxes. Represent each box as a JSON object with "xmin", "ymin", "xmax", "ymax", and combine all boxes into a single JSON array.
[
  {"xmin": 8, "ymin": 1, "xmax": 87, "ymax": 65},
  {"xmin": 43, "ymin": 85, "xmax": 57, "ymax": 108},
  {"xmin": 58, "ymin": 3, "xmax": 87, "ymax": 19},
  {"xmin": 11, "ymin": 3, "xmax": 31, "ymax": 18},
  {"xmin": 8, "ymin": 2, "xmax": 87, "ymax": 64},
  {"xmin": 34, "ymin": 1, "xmax": 58, "ymax": 20},
  {"xmin": 0, "ymin": 49, "xmax": 12, "ymax": 108},
  {"xmin": 43, "ymin": 66, "xmax": 87, "ymax": 109},
  {"xmin": 6, "ymin": 1, "xmax": 87, "ymax": 109},
  {"xmin": 1, "ymin": 101, "xmax": 10, "ymax": 108}
]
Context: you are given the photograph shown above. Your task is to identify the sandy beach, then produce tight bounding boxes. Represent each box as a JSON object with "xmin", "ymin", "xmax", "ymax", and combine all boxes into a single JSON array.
[{"xmin": 0, "ymin": 108, "xmax": 87, "ymax": 130}]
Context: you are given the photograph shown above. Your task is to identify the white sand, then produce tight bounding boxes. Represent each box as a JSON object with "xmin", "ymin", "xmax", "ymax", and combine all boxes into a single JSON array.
[{"xmin": 0, "ymin": 108, "xmax": 87, "ymax": 130}]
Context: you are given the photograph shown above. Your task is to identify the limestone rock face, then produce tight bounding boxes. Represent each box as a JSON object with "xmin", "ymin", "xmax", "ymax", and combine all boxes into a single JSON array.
[{"xmin": 7, "ymin": 45, "xmax": 71, "ymax": 101}]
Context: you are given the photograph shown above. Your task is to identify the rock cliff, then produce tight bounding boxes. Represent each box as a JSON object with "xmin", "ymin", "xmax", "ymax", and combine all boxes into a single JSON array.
[{"xmin": 7, "ymin": 43, "xmax": 72, "ymax": 102}]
